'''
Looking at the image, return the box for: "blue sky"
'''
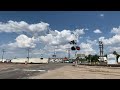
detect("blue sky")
[0,11,120,59]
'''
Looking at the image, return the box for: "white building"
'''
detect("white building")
[11,58,48,64]
[107,54,117,64]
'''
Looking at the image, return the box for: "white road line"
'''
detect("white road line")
[23,69,46,72]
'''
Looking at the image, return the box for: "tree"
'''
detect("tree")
[113,51,119,63]
[104,54,107,58]
[85,54,99,64]
[113,51,118,55]
[92,54,99,62]
[87,54,92,63]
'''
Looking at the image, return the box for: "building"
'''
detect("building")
[107,54,117,64]
[11,58,48,64]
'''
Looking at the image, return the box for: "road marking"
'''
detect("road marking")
[23,69,47,72]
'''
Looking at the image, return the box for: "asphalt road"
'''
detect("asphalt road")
[0,63,71,79]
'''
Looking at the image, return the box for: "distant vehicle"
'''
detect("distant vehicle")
[2,59,11,63]
[63,57,68,63]
[98,57,107,62]
[64,60,69,63]
[68,59,74,63]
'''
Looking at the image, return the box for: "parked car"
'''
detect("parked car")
[64,60,70,63]
[3,59,11,63]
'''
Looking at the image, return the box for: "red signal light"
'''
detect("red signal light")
[76,46,80,50]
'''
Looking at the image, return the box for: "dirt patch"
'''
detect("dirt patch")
[29,65,120,79]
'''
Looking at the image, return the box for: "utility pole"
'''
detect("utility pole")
[52,48,55,57]
[27,48,30,62]
[53,45,58,58]
[53,47,56,58]
[2,49,6,62]
[68,48,70,59]
[40,49,43,59]
[99,41,104,61]
[66,48,70,59]
[40,54,43,59]
[75,50,77,58]
[90,55,91,64]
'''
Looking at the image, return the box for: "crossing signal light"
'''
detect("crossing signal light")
[69,40,77,44]
[76,46,80,50]
[71,46,76,50]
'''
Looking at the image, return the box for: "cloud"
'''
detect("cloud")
[0,20,88,58]
[43,43,71,53]
[73,29,85,36]
[80,43,91,49]
[107,46,120,54]
[93,29,102,33]
[0,20,49,36]
[0,23,86,58]
[87,39,98,45]
[99,36,105,41]
[8,34,36,48]
[99,35,120,45]
[79,42,96,55]
[85,28,89,31]
[0,20,85,47]
[111,26,120,35]
[98,26,120,54]
[100,14,104,17]
[39,29,85,46]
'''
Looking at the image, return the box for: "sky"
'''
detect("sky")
[0,11,120,59]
